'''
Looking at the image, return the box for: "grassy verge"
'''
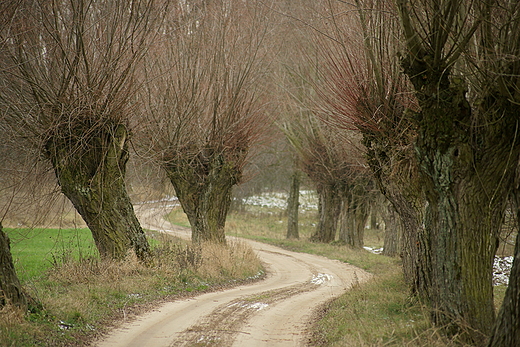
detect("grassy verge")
[167,207,508,347]
[1,228,263,346]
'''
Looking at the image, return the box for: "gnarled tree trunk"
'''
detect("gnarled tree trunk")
[338,185,369,248]
[47,124,150,261]
[165,151,241,244]
[488,191,520,346]
[311,183,341,243]
[0,222,26,310]
[364,134,431,300]
[405,64,512,340]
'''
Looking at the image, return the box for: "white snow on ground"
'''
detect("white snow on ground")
[311,273,333,285]
[494,256,514,286]
[227,301,269,310]
[363,246,384,255]
[141,192,515,287]
[241,190,318,212]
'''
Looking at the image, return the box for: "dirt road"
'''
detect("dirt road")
[96,204,371,347]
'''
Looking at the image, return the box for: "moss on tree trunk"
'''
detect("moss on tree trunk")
[165,151,240,244]
[405,65,514,341]
[47,124,150,261]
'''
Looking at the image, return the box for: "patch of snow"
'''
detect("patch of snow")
[363,246,384,254]
[227,301,269,310]
[494,256,514,286]
[311,273,333,285]
[241,191,318,211]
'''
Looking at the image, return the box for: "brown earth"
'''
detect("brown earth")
[95,203,371,347]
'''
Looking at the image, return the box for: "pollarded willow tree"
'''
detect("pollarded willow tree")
[311,0,430,299]
[394,0,520,341]
[473,2,520,345]
[140,0,272,244]
[0,0,165,260]
[283,109,372,245]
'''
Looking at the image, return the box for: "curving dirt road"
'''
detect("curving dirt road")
[95,204,371,347]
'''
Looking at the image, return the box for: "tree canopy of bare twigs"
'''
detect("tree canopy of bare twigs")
[0,0,166,260]
[138,0,272,244]
[310,0,429,309]
[308,0,520,343]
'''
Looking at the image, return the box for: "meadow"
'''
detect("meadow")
[0,190,511,346]
[1,227,262,346]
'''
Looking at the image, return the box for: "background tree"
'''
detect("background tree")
[139,0,272,244]
[470,1,520,344]
[0,0,163,260]
[286,168,301,239]
[310,0,430,299]
[283,108,369,244]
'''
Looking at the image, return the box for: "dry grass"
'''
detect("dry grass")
[0,232,263,347]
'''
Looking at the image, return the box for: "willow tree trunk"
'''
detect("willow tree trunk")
[47,124,150,261]
[338,189,369,248]
[310,183,341,243]
[0,222,26,310]
[487,189,520,347]
[381,201,401,257]
[286,171,300,239]
[364,133,430,300]
[165,153,240,244]
[405,65,510,341]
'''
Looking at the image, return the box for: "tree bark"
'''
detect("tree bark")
[338,186,369,248]
[0,222,27,310]
[404,63,511,341]
[381,201,401,257]
[47,124,150,261]
[286,170,300,239]
[487,187,520,346]
[164,151,240,244]
[364,133,431,300]
[310,183,341,243]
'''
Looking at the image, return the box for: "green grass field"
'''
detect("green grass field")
[1,225,262,347]
[5,228,98,282]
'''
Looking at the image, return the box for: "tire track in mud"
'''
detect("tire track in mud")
[96,204,371,347]
[171,281,319,346]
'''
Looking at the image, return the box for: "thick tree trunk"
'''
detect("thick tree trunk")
[286,171,300,239]
[487,187,520,347]
[338,188,368,248]
[364,133,430,300]
[165,152,240,244]
[0,222,27,309]
[406,65,510,341]
[488,225,520,346]
[423,166,499,340]
[47,124,150,261]
[311,183,341,243]
[381,201,401,257]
